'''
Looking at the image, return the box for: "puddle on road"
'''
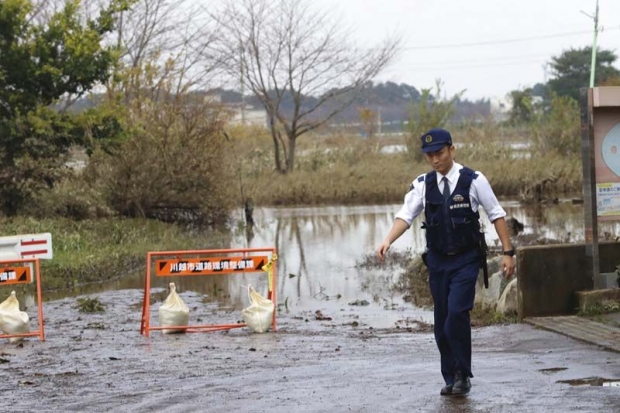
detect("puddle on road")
[558,377,620,387]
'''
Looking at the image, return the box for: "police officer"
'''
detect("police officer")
[377,128,516,396]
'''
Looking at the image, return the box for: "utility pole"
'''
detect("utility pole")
[581,0,600,88]
[239,42,246,125]
[541,62,549,83]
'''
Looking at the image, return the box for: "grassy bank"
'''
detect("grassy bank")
[1,217,233,293]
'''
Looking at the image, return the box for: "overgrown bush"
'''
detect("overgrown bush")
[0,1,128,216]
[24,171,113,220]
[530,94,581,157]
[83,63,237,225]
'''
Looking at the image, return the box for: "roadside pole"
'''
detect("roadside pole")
[580,87,599,288]
[579,86,620,289]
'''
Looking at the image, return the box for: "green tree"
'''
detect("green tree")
[547,46,620,102]
[406,80,462,162]
[0,0,131,215]
[507,88,544,125]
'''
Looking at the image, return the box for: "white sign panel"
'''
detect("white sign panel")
[0,233,53,260]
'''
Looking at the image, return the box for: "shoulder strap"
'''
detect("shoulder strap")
[425,170,436,185]
[457,166,478,190]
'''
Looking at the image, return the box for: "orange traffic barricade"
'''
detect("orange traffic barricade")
[140,247,277,337]
[0,258,45,341]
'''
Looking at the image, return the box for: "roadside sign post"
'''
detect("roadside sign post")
[0,233,53,342]
[579,86,620,289]
[0,258,45,341]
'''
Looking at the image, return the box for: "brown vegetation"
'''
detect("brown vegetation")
[233,126,582,207]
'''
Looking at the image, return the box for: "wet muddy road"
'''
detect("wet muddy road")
[1,289,619,413]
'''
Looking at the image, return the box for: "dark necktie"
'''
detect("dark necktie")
[442,177,450,200]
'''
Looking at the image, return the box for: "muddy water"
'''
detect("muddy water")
[36,199,620,330]
[225,200,618,324]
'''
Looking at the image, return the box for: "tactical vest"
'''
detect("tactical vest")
[422,167,480,254]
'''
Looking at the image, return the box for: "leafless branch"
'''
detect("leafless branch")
[211,0,401,172]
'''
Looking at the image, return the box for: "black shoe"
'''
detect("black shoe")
[440,383,453,396]
[452,372,471,396]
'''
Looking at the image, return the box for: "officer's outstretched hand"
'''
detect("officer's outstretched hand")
[377,240,391,261]
[502,256,516,279]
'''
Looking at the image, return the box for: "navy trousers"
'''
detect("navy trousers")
[427,248,479,385]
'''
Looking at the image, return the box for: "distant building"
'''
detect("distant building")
[203,93,267,128]
[489,96,512,123]
[229,104,268,128]
[531,95,544,108]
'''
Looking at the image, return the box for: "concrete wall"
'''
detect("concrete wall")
[517,242,620,320]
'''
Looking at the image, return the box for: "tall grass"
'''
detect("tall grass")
[238,127,582,206]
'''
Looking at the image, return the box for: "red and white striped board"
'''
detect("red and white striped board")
[0,233,53,260]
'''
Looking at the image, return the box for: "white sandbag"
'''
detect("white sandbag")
[241,285,274,333]
[158,283,189,334]
[0,291,30,342]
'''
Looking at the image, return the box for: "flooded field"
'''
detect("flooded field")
[33,200,620,325]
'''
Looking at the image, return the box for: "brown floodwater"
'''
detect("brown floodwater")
[37,200,620,321]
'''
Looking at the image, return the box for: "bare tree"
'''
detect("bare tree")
[212,0,400,173]
[29,0,219,109]
[87,0,220,95]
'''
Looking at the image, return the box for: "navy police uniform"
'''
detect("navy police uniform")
[395,160,506,387]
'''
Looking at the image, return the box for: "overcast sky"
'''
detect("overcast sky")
[309,0,620,101]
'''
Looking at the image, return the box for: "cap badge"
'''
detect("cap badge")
[425,135,433,143]
[453,194,464,202]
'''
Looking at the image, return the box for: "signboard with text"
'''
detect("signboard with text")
[582,86,620,288]
[155,256,268,277]
[0,266,32,285]
[593,88,620,221]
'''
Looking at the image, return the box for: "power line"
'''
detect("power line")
[388,58,546,72]
[401,26,620,51]
[394,52,551,68]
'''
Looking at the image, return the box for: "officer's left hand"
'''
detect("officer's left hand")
[502,256,516,279]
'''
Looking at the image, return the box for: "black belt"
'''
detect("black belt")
[433,247,477,256]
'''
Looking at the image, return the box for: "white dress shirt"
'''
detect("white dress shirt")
[395,162,506,226]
